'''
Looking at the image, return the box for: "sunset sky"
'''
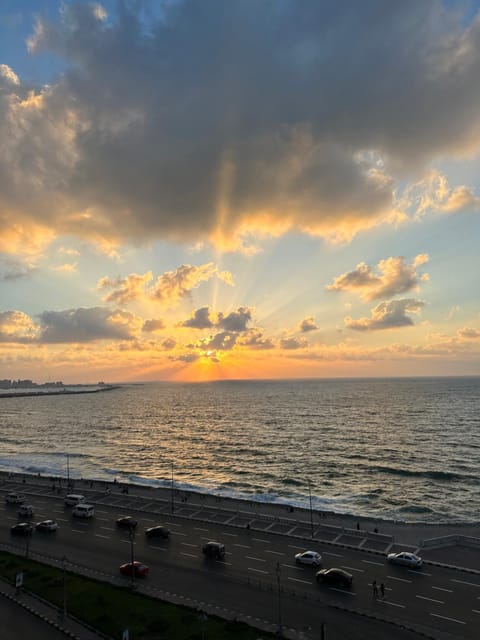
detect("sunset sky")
[0,0,479,383]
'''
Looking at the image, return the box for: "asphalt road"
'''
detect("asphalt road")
[0,595,68,640]
[1,485,478,639]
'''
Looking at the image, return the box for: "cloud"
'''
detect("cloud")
[142,318,165,332]
[151,264,233,304]
[0,256,36,281]
[300,316,318,332]
[457,327,480,339]
[238,329,275,350]
[327,255,429,300]
[345,298,425,331]
[180,306,216,329]
[37,307,142,343]
[180,305,253,332]
[97,272,154,304]
[199,331,238,351]
[218,307,252,332]
[53,262,78,273]
[0,311,38,342]
[2,1,480,253]
[280,336,308,350]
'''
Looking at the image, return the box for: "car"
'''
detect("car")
[72,504,95,518]
[387,551,423,568]
[202,541,226,559]
[35,520,58,532]
[119,561,149,578]
[18,504,34,517]
[5,492,25,505]
[64,494,85,506]
[116,516,138,529]
[316,568,353,588]
[145,525,170,539]
[295,550,322,566]
[11,522,34,536]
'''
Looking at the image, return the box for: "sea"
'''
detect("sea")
[0,377,478,525]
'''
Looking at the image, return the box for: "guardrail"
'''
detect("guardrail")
[421,534,480,549]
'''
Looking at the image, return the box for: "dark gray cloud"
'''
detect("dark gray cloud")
[345,298,425,331]
[37,306,141,342]
[300,316,318,332]
[218,307,252,332]
[1,1,480,251]
[180,305,253,331]
[142,318,165,332]
[280,336,308,350]
[180,306,216,329]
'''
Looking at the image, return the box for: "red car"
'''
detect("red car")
[119,561,149,578]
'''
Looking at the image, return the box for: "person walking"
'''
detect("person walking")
[380,583,385,599]
[372,580,378,598]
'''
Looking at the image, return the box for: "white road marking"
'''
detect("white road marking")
[194,527,209,531]
[143,518,155,523]
[216,561,232,566]
[164,521,182,527]
[472,609,480,614]
[71,529,85,534]
[282,563,304,571]
[245,556,266,562]
[362,560,383,566]
[56,518,69,523]
[288,544,305,551]
[100,526,114,531]
[265,550,285,556]
[387,575,411,583]
[408,569,431,576]
[120,539,136,545]
[329,587,356,596]
[451,578,480,588]
[248,567,269,575]
[381,600,405,609]
[96,510,109,514]
[148,545,166,551]
[173,531,187,536]
[430,613,465,625]
[323,551,343,558]
[181,542,198,548]
[180,552,197,558]
[233,543,251,549]
[94,534,110,539]
[341,566,364,573]
[252,538,270,544]
[288,577,313,585]
[96,517,109,522]
[416,595,444,604]
[432,586,453,593]
[222,532,238,537]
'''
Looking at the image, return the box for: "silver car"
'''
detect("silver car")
[295,550,322,566]
[387,551,423,568]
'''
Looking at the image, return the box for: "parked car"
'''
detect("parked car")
[387,551,423,568]
[5,492,25,505]
[35,520,58,532]
[116,516,138,530]
[11,522,34,536]
[316,568,353,588]
[202,541,225,559]
[18,504,34,517]
[145,525,170,539]
[119,561,149,578]
[295,550,322,566]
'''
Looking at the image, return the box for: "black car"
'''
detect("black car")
[316,567,353,587]
[145,525,170,539]
[116,516,138,529]
[11,522,34,536]
[202,541,225,559]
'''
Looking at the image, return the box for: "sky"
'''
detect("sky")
[0,0,479,384]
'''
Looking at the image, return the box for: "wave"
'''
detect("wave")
[366,465,474,482]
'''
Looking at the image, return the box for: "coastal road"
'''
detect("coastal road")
[1,485,478,639]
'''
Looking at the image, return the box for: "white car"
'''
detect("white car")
[36,520,58,532]
[5,492,25,505]
[295,550,322,566]
[387,551,423,568]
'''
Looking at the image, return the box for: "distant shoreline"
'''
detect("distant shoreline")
[0,385,120,399]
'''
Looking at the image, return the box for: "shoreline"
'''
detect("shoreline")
[0,385,120,398]
[1,468,479,548]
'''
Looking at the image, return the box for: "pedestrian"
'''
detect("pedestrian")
[380,583,385,599]
[356,521,360,530]
[372,580,378,598]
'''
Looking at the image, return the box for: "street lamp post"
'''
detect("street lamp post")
[129,525,136,590]
[276,562,282,635]
[62,555,67,620]
[66,453,70,489]
[171,462,174,513]
[308,480,314,538]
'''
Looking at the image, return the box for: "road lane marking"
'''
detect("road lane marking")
[430,613,465,625]
[96,517,109,522]
[416,595,444,604]
[329,588,356,596]
[181,542,198,548]
[194,527,209,531]
[341,566,364,573]
[164,521,182,527]
[408,569,431,576]
[148,545,166,551]
[173,531,187,536]
[387,575,411,583]
[432,586,453,593]
[248,567,268,574]
[56,518,69,522]
[288,545,305,551]
[94,534,110,539]
[472,609,480,614]
[252,538,270,543]
[96,510,109,514]
[282,564,304,571]
[451,578,480,588]
[233,543,251,549]
[246,556,266,562]
[180,552,197,558]
[265,550,285,556]
[72,529,85,534]
[288,577,313,585]
[362,560,383,566]
[100,526,113,531]
[120,539,136,545]
[222,532,238,537]
[381,600,405,609]
[323,551,343,558]
[216,560,232,566]
[143,518,155,523]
